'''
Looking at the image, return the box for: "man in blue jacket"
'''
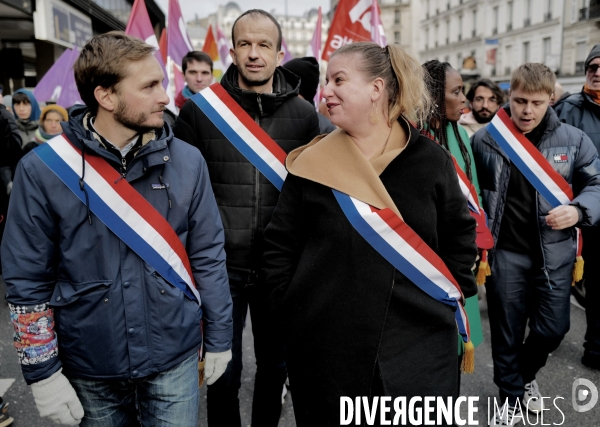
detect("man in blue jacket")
[1,31,233,426]
[472,63,600,426]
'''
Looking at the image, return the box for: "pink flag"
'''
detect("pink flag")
[280,36,294,65]
[370,0,387,47]
[306,7,322,60]
[126,0,175,111]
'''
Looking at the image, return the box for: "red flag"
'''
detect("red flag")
[322,0,373,62]
[159,28,167,64]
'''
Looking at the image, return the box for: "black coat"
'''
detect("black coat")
[263,122,477,426]
[174,65,320,274]
[471,106,600,271]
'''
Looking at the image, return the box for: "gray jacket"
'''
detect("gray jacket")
[471,106,600,271]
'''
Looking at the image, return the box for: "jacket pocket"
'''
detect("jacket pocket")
[149,272,202,357]
[50,280,117,375]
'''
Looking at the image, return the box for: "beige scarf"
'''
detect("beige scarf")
[286,120,409,218]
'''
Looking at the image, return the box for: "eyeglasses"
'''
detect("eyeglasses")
[586,64,600,74]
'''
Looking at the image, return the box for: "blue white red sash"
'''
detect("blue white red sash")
[190,83,288,191]
[451,156,494,250]
[34,134,200,304]
[332,190,471,345]
[487,108,573,207]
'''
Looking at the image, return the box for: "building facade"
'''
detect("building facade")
[560,0,600,92]
[419,0,565,87]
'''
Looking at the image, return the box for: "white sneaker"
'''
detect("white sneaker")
[523,380,543,413]
[489,401,523,426]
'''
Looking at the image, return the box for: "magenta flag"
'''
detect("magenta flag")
[167,0,193,99]
[216,25,232,70]
[280,37,294,65]
[167,0,193,72]
[34,47,83,108]
[126,0,175,111]
[370,0,387,47]
[306,7,322,60]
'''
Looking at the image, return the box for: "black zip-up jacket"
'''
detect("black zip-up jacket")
[471,105,600,272]
[555,89,600,151]
[174,65,320,275]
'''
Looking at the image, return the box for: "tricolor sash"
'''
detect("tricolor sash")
[34,134,201,304]
[488,109,573,207]
[451,156,494,251]
[487,108,584,282]
[332,190,471,348]
[190,83,288,191]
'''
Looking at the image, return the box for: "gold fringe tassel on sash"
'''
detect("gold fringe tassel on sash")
[476,249,491,286]
[572,256,584,286]
[461,340,475,374]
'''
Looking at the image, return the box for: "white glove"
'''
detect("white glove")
[31,368,84,425]
[204,350,232,385]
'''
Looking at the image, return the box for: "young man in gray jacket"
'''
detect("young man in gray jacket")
[471,63,600,426]
[1,32,233,426]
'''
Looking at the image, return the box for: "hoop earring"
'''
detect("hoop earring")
[369,101,381,124]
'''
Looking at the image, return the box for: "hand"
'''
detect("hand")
[30,369,84,425]
[204,350,232,385]
[545,205,579,230]
[6,181,12,195]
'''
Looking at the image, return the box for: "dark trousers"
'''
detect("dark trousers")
[582,227,600,357]
[486,249,571,406]
[206,272,287,427]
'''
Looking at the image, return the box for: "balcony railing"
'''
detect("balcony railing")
[524,18,531,27]
[580,7,588,20]
[506,23,512,31]
[544,12,552,21]
[576,61,586,74]
[492,27,498,35]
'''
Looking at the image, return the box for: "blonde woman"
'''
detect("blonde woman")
[263,42,478,425]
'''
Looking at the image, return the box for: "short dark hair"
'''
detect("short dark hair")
[231,9,282,51]
[74,31,155,115]
[12,92,30,105]
[466,79,505,105]
[182,51,213,73]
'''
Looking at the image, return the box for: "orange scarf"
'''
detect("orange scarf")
[584,85,600,105]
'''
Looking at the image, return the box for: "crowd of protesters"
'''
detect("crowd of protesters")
[1,8,600,427]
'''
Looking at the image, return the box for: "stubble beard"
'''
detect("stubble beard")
[114,99,163,135]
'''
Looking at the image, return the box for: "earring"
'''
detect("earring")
[369,101,381,124]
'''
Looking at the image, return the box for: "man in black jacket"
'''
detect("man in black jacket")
[472,63,600,425]
[174,9,320,427]
[0,100,22,275]
[555,44,600,371]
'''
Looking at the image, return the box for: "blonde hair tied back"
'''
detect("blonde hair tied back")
[330,42,431,127]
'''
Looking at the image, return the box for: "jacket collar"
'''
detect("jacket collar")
[63,106,173,179]
[220,65,300,117]
[286,117,416,218]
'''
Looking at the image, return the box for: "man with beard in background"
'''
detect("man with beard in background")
[460,79,505,137]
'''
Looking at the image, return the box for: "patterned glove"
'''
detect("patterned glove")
[204,350,232,385]
[31,369,84,425]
